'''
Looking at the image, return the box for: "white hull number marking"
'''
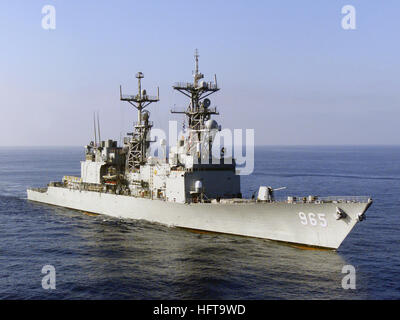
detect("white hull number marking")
[299,212,327,227]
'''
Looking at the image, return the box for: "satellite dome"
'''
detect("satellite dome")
[205,119,218,130]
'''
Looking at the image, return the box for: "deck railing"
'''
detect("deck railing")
[276,195,372,203]
[318,196,371,203]
[173,82,218,90]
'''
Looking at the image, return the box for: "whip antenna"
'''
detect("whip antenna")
[97,111,101,146]
[93,112,97,147]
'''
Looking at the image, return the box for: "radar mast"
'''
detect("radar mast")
[120,72,159,170]
[171,49,219,131]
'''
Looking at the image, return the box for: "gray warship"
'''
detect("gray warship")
[27,51,372,250]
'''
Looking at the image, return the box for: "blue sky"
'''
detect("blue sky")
[0,0,399,146]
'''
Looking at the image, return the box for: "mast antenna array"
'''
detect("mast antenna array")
[120,72,160,170]
[120,72,159,122]
[171,49,220,131]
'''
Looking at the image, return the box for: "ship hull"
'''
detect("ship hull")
[27,187,371,250]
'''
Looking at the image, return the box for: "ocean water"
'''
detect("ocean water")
[0,146,399,299]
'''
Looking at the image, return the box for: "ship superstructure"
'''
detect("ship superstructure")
[27,51,372,250]
[78,50,240,204]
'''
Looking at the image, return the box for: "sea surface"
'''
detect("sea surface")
[0,146,399,299]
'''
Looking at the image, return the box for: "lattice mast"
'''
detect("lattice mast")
[171,49,219,131]
[171,50,220,162]
[120,72,159,170]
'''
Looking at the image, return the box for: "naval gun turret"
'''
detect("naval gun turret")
[257,186,287,202]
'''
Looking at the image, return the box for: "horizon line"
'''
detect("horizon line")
[1,144,400,148]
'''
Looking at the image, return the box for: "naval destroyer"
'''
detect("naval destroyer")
[27,51,372,250]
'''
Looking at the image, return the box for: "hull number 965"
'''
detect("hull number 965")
[298,212,327,227]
